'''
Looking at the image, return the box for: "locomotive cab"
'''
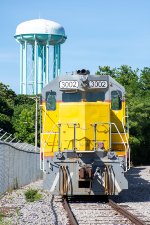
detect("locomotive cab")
[40,71,130,195]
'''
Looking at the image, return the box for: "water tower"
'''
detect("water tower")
[14,19,67,95]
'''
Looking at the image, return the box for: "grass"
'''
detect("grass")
[0,212,4,223]
[0,213,11,225]
[24,189,42,202]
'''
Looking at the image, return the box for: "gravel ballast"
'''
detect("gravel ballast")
[0,166,150,224]
[118,166,150,224]
[0,180,69,225]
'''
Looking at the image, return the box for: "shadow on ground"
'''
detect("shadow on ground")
[117,167,150,203]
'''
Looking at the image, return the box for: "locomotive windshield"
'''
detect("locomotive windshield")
[86,92,105,102]
[62,91,105,102]
[62,92,82,102]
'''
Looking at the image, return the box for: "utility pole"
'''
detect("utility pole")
[30,95,39,152]
[35,95,38,152]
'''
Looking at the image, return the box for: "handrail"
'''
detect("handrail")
[111,123,127,152]
[94,124,97,150]
[91,122,130,172]
[40,122,76,172]
[111,122,128,172]
[40,122,59,172]
[41,120,130,172]
[121,106,130,170]
[58,123,61,152]
[121,118,131,170]
[91,122,112,150]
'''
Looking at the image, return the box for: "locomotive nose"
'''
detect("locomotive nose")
[58,101,110,151]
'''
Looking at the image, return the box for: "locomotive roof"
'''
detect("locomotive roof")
[42,73,125,98]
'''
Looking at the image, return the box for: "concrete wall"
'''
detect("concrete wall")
[0,142,42,195]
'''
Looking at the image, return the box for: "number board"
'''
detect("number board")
[89,80,108,88]
[59,80,79,89]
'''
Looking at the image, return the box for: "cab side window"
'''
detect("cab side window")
[111,91,122,110]
[46,91,56,110]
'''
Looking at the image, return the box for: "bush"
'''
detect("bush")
[24,189,42,202]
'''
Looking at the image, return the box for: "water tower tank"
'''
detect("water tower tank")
[14,19,67,95]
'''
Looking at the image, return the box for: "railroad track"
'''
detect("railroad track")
[63,196,147,225]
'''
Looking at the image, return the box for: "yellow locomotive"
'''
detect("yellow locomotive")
[40,69,130,195]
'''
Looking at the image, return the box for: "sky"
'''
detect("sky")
[0,0,150,93]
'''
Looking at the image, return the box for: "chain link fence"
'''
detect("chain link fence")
[0,129,42,195]
[0,128,38,152]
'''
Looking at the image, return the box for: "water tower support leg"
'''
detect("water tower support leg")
[34,40,37,95]
[53,44,61,78]
[37,45,43,94]
[46,44,49,84]
[20,43,23,94]
[22,41,27,94]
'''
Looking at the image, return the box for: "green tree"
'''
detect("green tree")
[12,104,35,144]
[139,67,150,93]
[0,83,40,146]
[0,83,16,132]
[14,94,35,105]
[96,66,116,77]
[96,65,139,96]
[12,95,40,145]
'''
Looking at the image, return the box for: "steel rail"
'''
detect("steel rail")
[63,197,78,225]
[109,199,146,225]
